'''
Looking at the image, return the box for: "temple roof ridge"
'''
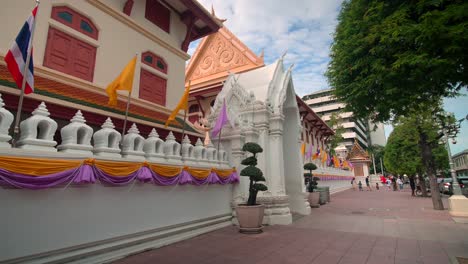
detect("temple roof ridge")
[348,139,370,160]
[185,25,265,90]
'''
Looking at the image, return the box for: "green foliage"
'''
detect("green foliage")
[242,142,263,155]
[327,0,468,124]
[307,177,320,192]
[253,183,268,192]
[384,114,450,176]
[241,156,257,166]
[240,166,265,182]
[326,112,346,152]
[304,173,312,178]
[240,142,267,206]
[304,163,318,172]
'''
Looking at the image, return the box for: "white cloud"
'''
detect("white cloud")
[189,0,344,96]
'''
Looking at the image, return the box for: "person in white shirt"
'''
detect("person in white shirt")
[397,178,403,190]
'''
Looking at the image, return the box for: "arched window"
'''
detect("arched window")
[51,6,98,40]
[189,104,199,113]
[44,6,98,82]
[142,51,167,74]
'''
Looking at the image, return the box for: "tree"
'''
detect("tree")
[327,0,467,210]
[384,113,450,198]
[368,144,385,175]
[326,112,345,154]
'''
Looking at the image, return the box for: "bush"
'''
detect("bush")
[240,142,267,206]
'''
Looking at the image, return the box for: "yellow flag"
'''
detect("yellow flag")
[106,56,137,106]
[165,83,190,127]
[300,142,306,156]
[321,150,327,164]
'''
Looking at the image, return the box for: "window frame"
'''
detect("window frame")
[141,51,168,74]
[51,6,99,40]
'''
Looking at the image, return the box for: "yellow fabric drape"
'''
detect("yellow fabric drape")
[0,156,81,176]
[185,167,211,180]
[165,83,190,127]
[333,156,340,168]
[94,160,141,176]
[150,164,182,177]
[106,56,137,106]
[212,168,234,178]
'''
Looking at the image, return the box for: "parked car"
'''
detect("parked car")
[439,177,468,195]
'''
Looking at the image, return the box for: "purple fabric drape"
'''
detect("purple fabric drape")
[0,164,239,190]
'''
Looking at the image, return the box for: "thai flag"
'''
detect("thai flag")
[4,6,38,94]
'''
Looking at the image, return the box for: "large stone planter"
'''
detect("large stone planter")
[235,204,265,234]
[308,192,320,208]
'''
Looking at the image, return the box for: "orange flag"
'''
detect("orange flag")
[165,83,190,127]
[105,56,137,106]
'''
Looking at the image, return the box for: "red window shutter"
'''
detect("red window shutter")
[71,40,96,81]
[139,69,167,106]
[44,27,96,82]
[44,28,73,74]
[145,0,170,33]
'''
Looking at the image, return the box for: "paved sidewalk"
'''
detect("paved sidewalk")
[114,188,468,264]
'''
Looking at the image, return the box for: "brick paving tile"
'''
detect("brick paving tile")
[113,189,468,264]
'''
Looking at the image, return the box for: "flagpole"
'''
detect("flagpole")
[12,0,40,147]
[120,53,137,147]
[217,127,222,154]
[180,80,190,145]
[181,109,187,144]
[121,90,131,140]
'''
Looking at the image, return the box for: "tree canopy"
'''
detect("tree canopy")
[327,0,468,123]
[384,115,449,176]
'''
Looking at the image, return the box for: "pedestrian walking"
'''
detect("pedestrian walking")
[397,178,403,190]
[365,176,372,191]
[375,182,380,190]
[351,177,356,191]
[392,176,397,191]
[409,176,416,197]
[386,178,391,191]
[358,181,363,191]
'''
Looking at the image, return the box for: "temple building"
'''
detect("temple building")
[185,24,335,157]
[0,0,222,142]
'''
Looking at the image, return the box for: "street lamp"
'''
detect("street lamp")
[444,114,468,195]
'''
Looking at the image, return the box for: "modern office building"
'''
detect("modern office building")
[453,149,468,176]
[303,88,386,149]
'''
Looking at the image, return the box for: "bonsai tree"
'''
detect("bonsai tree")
[307,177,320,193]
[304,162,319,193]
[240,142,268,206]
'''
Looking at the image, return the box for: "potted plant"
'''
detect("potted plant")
[304,163,320,208]
[235,142,268,234]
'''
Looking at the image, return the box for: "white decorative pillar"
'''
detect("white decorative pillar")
[17,102,58,151]
[144,129,165,163]
[93,118,121,158]
[121,123,145,161]
[181,135,197,166]
[0,93,13,148]
[57,110,93,155]
[164,132,182,165]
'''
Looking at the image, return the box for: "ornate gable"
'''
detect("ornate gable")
[348,140,370,161]
[185,27,264,89]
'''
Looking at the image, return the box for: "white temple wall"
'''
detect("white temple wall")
[0,184,232,262]
[283,107,310,215]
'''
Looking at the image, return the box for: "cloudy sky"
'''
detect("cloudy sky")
[189,0,468,154]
